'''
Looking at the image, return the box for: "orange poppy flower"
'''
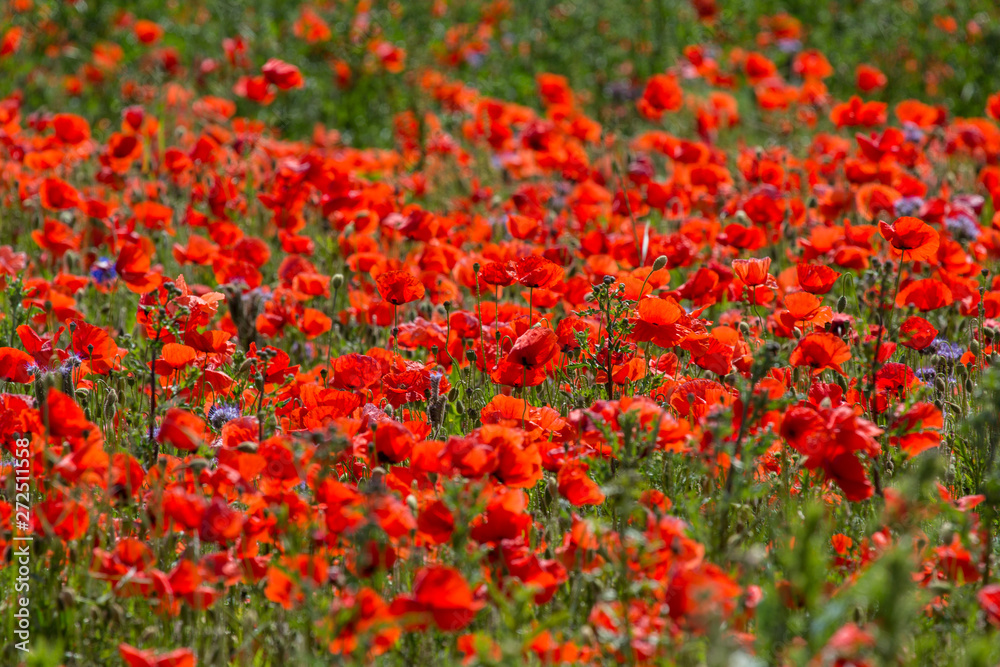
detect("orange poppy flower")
[731,257,777,288]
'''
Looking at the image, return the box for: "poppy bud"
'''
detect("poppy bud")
[806,196,817,209]
[734,210,751,226]
[992,353,1000,366]
[792,327,802,339]
[473,262,481,273]
[971,340,981,356]
[332,274,344,289]
[104,389,118,417]
[405,494,419,513]
[738,321,750,337]
[447,387,459,401]
[603,275,614,285]
[238,358,255,377]
[236,442,258,453]
[188,457,212,471]
[965,378,974,393]
[652,255,668,271]
[455,400,465,415]
[934,377,947,393]
[465,349,476,362]
[837,296,847,313]
[58,587,77,610]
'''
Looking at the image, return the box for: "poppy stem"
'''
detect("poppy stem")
[521,365,528,428]
[149,327,162,463]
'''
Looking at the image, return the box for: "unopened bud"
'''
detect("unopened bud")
[651,255,668,272]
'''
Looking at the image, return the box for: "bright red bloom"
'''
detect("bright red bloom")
[261,58,304,90]
[119,644,196,667]
[390,566,484,631]
[376,270,426,305]
[898,316,938,350]
[878,216,939,262]
[507,327,559,368]
[789,331,851,375]
[637,74,683,120]
[515,255,564,289]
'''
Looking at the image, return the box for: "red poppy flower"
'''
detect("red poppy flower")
[390,565,484,631]
[898,316,938,350]
[796,263,841,295]
[376,270,426,305]
[637,74,683,120]
[52,113,91,144]
[0,347,35,383]
[515,255,565,289]
[261,58,304,90]
[119,644,195,667]
[157,409,208,452]
[878,217,939,262]
[39,177,82,211]
[479,261,516,287]
[558,460,605,506]
[789,331,851,375]
[980,584,1000,628]
[73,321,127,374]
[896,279,954,311]
[507,327,559,368]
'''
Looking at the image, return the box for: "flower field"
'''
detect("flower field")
[4,0,1000,665]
